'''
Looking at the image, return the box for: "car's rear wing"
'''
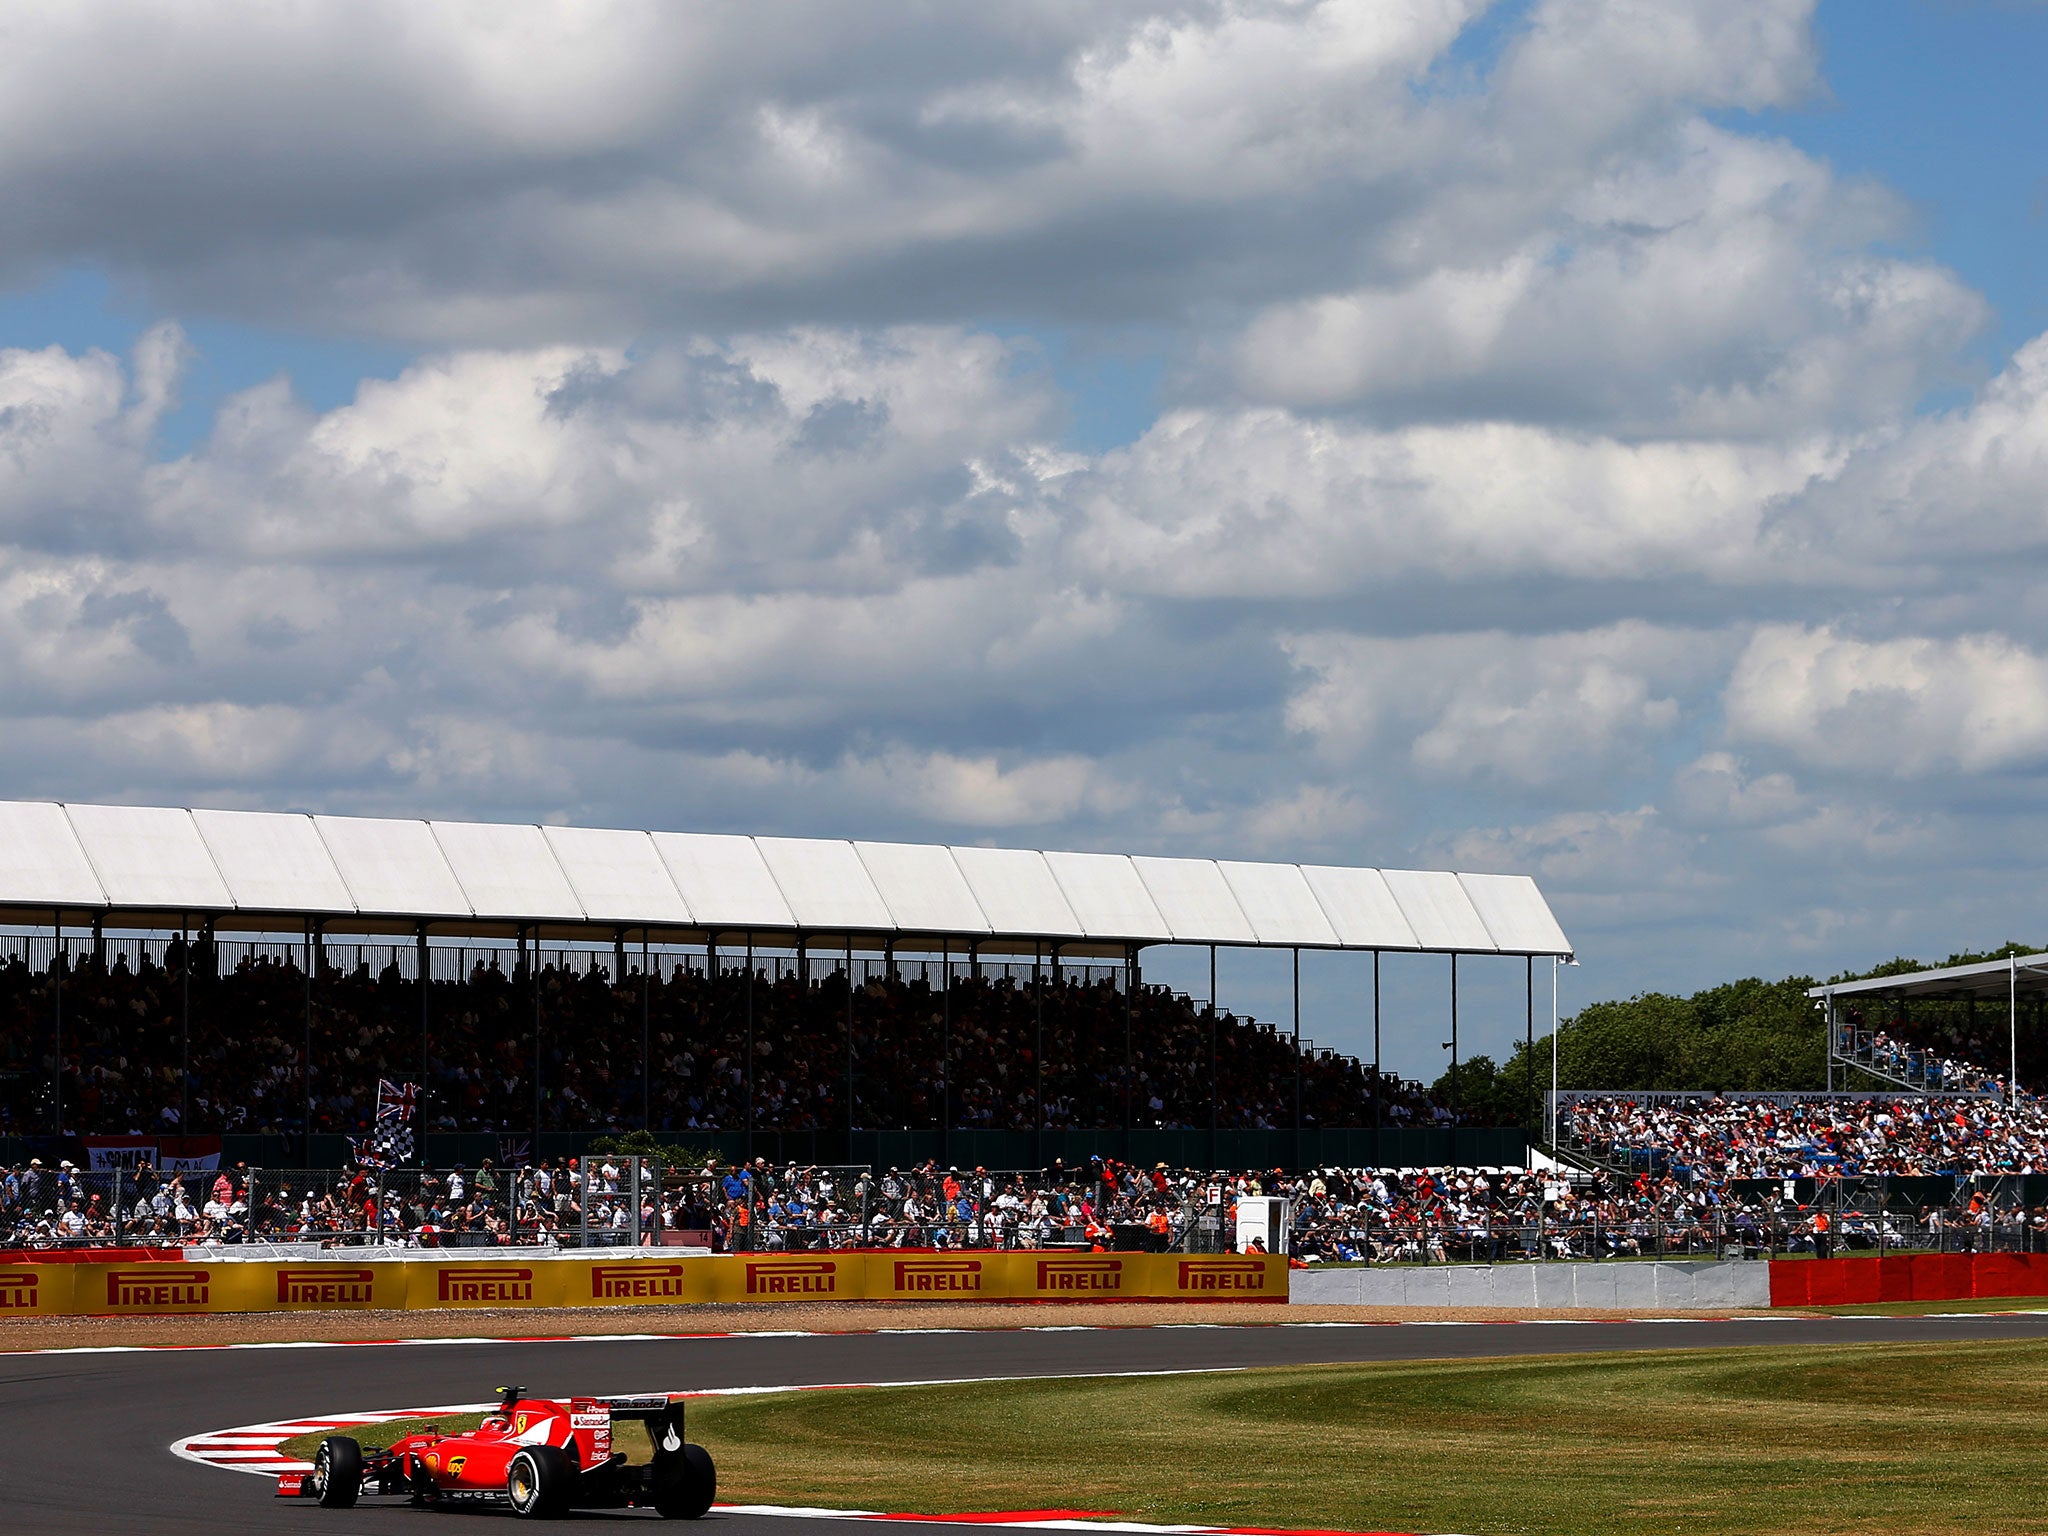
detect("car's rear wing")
[598,1394,683,1422]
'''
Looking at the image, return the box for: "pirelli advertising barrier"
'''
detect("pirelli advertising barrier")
[0,1252,1287,1317]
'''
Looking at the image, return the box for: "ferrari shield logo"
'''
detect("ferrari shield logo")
[515,1413,529,1433]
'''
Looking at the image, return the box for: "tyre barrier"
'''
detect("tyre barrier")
[0,1250,1287,1317]
[1768,1251,2048,1307]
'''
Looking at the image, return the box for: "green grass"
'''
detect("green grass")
[696,1342,2048,1535]
[280,1343,2048,1533]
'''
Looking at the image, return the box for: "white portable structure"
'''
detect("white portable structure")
[0,798,1571,961]
[1235,1195,1292,1255]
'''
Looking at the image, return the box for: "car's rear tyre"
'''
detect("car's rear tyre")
[507,1445,576,1518]
[312,1436,362,1509]
[654,1443,716,1520]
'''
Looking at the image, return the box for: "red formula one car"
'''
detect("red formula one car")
[278,1385,716,1519]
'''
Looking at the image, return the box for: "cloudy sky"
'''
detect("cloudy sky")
[4,0,2047,1072]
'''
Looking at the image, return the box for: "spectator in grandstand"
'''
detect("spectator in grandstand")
[0,942,1452,1140]
[1560,1092,2048,1179]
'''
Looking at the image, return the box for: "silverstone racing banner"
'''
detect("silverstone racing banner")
[80,1135,223,1172]
[0,1252,1289,1317]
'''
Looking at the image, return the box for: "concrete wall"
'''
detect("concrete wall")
[1290,1257,1773,1309]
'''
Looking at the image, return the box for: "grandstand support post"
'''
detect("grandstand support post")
[2012,955,2020,1104]
[304,916,321,1150]
[1124,944,1136,1152]
[845,934,855,1163]
[183,915,195,1134]
[1825,990,1836,1094]
[52,908,63,1136]
[1292,946,1302,1172]
[1449,953,1460,1112]
[1209,944,1218,1169]
[417,921,430,1138]
[940,937,951,1163]
[528,925,541,1151]
[745,933,756,1163]
[1373,950,1382,1148]
[1526,956,1535,1165]
[1034,941,1044,1169]
[1549,957,1560,1147]
[641,930,651,1133]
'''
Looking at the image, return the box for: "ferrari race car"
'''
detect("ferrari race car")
[277,1385,716,1519]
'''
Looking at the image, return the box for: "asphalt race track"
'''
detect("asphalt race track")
[8,1313,2048,1534]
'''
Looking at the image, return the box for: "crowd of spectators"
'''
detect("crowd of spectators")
[1558,1091,2048,1178]
[16,1150,2048,1261]
[1850,1029,2016,1099]
[0,942,1449,1138]
[0,1152,1208,1252]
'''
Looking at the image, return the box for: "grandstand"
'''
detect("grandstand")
[1542,954,2048,1183]
[0,800,1571,1169]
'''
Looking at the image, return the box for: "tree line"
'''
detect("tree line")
[1431,942,2047,1129]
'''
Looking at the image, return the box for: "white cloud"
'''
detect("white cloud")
[1671,751,1804,827]
[1283,623,1714,785]
[1229,125,1982,433]
[1062,411,1833,597]
[1725,625,2048,776]
[0,0,1827,343]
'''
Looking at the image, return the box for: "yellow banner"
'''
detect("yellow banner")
[0,1252,1287,1318]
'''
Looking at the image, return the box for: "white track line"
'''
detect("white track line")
[1,1313,1900,1359]
[174,1370,1247,1478]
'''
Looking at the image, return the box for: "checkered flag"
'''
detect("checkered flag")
[371,1079,420,1166]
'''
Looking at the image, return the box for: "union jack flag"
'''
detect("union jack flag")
[366,1079,421,1166]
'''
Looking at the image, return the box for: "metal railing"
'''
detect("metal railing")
[1293,1208,2048,1266]
[1829,1027,2011,1099]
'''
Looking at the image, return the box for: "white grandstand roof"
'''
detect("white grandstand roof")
[1808,952,2048,1003]
[0,799,1574,959]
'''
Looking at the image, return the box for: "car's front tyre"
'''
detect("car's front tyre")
[312,1437,362,1509]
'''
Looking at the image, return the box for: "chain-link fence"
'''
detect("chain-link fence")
[24,1157,2048,1262]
